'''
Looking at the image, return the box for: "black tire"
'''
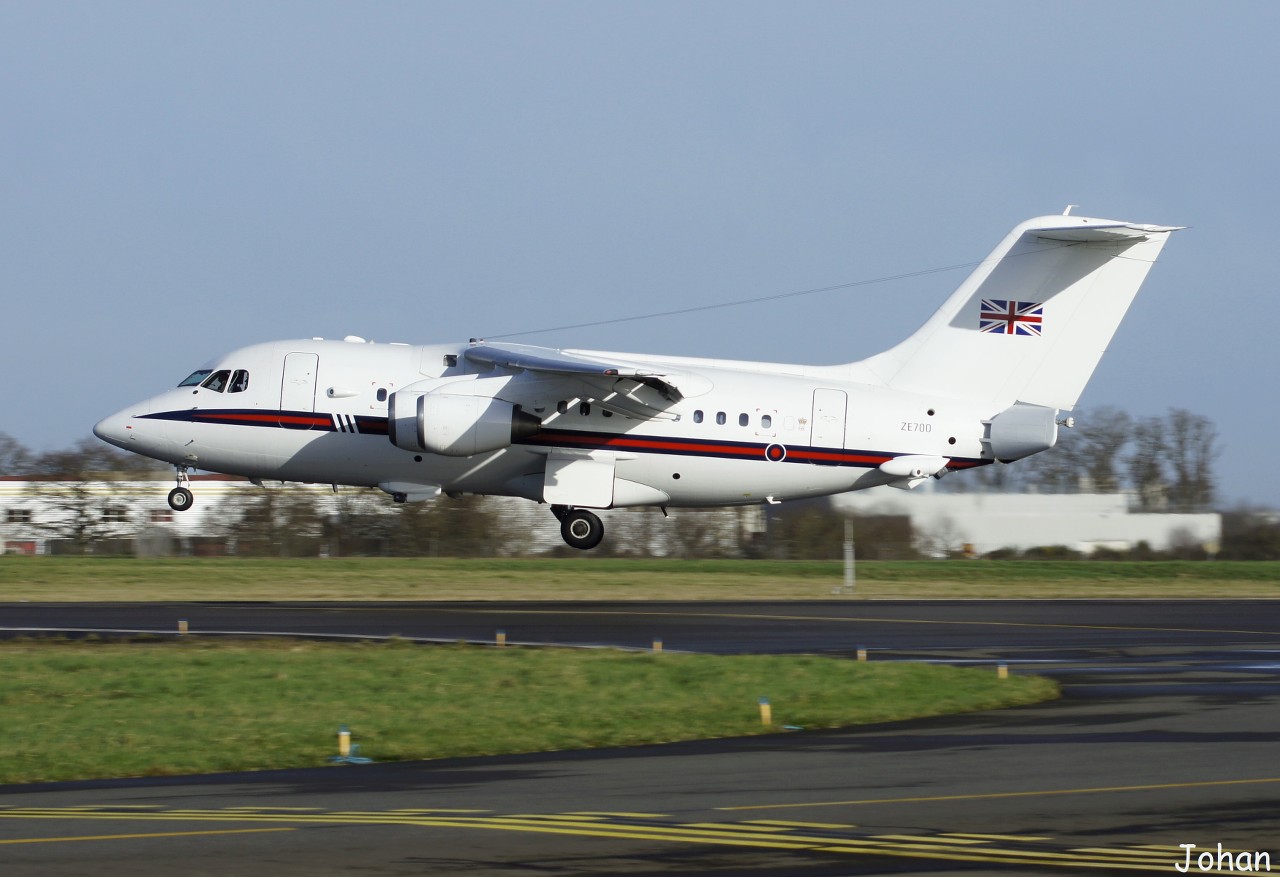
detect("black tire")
[168,486,194,512]
[560,509,604,551]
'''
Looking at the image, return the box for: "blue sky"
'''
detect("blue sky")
[3,2,1277,506]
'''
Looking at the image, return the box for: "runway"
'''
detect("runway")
[2,599,1278,874]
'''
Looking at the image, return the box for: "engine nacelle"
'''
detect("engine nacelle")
[389,392,541,456]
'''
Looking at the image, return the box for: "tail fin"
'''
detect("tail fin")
[851,214,1180,411]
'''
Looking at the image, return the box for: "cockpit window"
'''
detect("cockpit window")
[178,369,212,387]
[229,370,250,393]
[201,370,231,393]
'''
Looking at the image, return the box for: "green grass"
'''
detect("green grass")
[2,556,1278,601]
[0,639,1057,784]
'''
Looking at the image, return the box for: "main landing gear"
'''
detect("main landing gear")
[168,466,194,512]
[551,505,604,551]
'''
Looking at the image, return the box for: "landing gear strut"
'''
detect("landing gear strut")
[168,466,194,512]
[551,505,604,551]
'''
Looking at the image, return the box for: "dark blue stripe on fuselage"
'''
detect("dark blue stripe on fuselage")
[141,410,987,470]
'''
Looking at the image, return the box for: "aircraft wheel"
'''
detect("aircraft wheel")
[560,509,604,551]
[167,486,194,512]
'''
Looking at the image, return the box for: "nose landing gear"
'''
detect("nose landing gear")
[168,466,194,512]
[551,505,604,551]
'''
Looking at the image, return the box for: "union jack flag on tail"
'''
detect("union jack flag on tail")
[979,299,1044,336]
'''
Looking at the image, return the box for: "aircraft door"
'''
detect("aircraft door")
[280,353,319,427]
[811,389,848,448]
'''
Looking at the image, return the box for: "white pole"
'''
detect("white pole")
[843,518,855,594]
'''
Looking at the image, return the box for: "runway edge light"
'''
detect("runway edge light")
[329,724,374,766]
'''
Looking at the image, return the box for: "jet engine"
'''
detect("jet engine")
[388,391,541,456]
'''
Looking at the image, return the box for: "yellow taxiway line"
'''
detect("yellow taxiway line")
[0,827,294,845]
[719,776,1280,810]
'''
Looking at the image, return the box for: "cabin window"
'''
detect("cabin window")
[602,410,613,418]
[200,370,231,392]
[755,409,778,438]
[229,370,250,393]
[443,354,458,368]
[579,402,591,416]
[738,413,749,427]
[178,369,211,387]
[557,400,568,414]
[376,388,388,402]
[716,412,726,425]
[693,410,703,424]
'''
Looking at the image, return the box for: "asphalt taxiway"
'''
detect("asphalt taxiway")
[2,599,1278,874]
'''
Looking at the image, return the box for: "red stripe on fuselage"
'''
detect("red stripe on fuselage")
[523,429,952,469]
[195,411,331,427]
[534,431,763,458]
[788,448,891,465]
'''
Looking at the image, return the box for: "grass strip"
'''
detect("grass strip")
[2,557,1279,601]
[0,639,1057,784]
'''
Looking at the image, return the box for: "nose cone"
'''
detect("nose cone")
[95,398,177,465]
[95,396,154,452]
[93,408,136,451]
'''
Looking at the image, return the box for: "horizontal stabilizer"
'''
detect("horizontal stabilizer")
[1034,222,1184,243]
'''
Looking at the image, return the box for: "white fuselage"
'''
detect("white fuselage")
[95,337,992,508]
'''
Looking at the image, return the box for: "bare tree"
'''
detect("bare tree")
[1075,406,1133,493]
[943,458,1030,493]
[913,514,969,558]
[765,503,844,558]
[1126,416,1169,511]
[0,433,32,475]
[667,508,737,558]
[325,488,399,556]
[215,484,325,556]
[1024,425,1086,493]
[1163,408,1220,512]
[23,438,142,553]
[596,507,663,557]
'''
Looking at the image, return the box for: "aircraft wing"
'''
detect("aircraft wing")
[464,342,689,420]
